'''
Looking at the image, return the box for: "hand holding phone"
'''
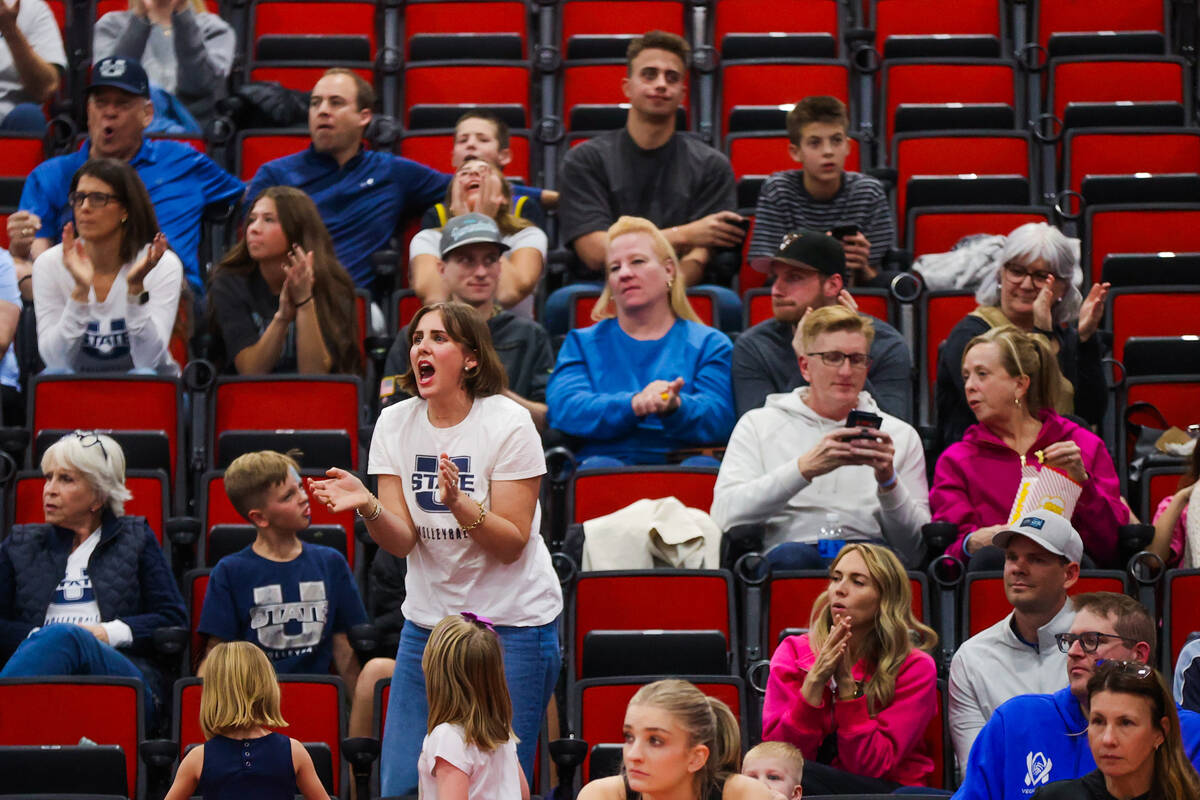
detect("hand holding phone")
[845,409,883,440]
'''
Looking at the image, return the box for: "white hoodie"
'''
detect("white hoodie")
[710,388,929,566]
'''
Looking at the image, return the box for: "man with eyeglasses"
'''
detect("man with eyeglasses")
[12,56,243,297]
[954,591,1200,800]
[731,230,911,420]
[712,303,929,569]
[948,511,1082,770]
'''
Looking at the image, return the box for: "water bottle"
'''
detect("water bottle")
[817,512,845,566]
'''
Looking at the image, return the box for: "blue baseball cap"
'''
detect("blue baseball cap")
[88,57,151,98]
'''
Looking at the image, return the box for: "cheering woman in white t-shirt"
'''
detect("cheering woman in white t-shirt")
[309,300,562,796]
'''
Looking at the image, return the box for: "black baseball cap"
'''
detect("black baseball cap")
[752,230,847,279]
[88,57,151,98]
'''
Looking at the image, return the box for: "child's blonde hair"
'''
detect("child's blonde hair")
[423,614,515,752]
[223,450,301,520]
[199,641,288,739]
[744,741,805,781]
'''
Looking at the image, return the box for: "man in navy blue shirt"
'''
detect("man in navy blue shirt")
[15,56,243,295]
[243,68,451,289]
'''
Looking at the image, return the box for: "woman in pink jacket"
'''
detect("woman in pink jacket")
[930,326,1129,568]
[762,543,939,794]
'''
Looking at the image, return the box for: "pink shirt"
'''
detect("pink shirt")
[1153,495,1189,567]
[762,633,937,786]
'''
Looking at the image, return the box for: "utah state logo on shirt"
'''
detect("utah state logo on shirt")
[82,319,131,361]
[411,454,475,513]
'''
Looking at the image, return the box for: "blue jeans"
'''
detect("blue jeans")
[0,625,157,726]
[379,617,562,795]
[0,102,48,132]
[542,282,744,335]
[764,541,826,570]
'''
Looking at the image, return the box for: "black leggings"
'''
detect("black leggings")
[801,761,902,795]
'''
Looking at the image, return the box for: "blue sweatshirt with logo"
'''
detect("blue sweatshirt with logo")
[953,686,1200,800]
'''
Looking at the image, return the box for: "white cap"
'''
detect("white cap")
[993,510,1085,564]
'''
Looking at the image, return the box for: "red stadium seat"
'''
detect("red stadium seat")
[725,131,861,181]
[174,675,348,795]
[1140,461,1187,524]
[872,0,1003,56]
[1163,569,1200,673]
[402,0,529,60]
[249,0,378,56]
[1107,288,1200,363]
[236,130,310,181]
[249,65,374,92]
[568,466,719,525]
[0,677,143,799]
[892,131,1032,245]
[403,63,531,128]
[881,59,1017,144]
[0,133,44,177]
[1033,0,1167,55]
[567,570,738,680]
[398,130,532,178]
[183,568,211,673]
[11,469,168,542]
[246,0,377,92]
[964,570,1129,639]
[1048,57,1186,123]
[392,289,422,332]
[1126,380,1200,432]
[712,0,839,58]
[920,290,978,391]
[1063,129,1200,196]
[721,60,850,137]
[908,206,1051,259]
[560,0,685,58]
[744,288,773,328]
[1083,205,1200,285]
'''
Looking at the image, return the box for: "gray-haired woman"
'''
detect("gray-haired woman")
[0,431,186,724]
[934,222,1110,451]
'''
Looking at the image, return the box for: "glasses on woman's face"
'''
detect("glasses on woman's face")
[68,191,121,209]
[1055,631,1139,654]
[807,350,872,369]
[1002,262,1055,287]
[72,429,110,462]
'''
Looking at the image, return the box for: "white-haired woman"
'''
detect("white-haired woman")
[934,222,1109,451]
[545,216,735,466]
[0,431,186,724]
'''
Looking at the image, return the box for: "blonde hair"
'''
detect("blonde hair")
[809,544,938,716]
[744,740,804,781]
[962,325,1063,416]
[42,432,132,516]
[423,614,515,752]
[590,216,702,324]
[199,641,287,739]
[795,304,875,356]
[627,680,741,797]
[223,450,301,520]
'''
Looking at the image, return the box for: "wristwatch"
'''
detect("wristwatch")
[129,289,150,306]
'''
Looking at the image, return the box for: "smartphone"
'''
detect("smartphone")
[831,223,860,240]
[734,217,752,233]
[845,409,883,440]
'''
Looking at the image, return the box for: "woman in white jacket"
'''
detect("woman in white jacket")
[711,305,929,568]
[33,158,181,375]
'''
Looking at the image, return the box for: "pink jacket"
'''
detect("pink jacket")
[1152,495,1188,567]
[930,409,1128,565]
[762,633,937,787]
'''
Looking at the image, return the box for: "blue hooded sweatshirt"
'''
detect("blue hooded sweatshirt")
[953,686,1200,800]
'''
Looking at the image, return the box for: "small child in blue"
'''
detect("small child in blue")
[418,613,530,800]
[164,641,327,800]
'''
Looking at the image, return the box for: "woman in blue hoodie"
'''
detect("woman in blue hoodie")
[546,216,735,466]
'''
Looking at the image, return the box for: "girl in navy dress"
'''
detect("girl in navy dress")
[164,641,327,800]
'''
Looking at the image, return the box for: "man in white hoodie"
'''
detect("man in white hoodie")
[711,298,929,569]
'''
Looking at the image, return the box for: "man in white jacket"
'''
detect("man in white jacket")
[947,511,1082,768]
[710,301,929,569]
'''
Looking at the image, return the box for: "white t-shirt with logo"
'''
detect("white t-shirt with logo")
[42,529,132,647]
[368,393,562,628]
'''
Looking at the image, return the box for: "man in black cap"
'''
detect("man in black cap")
[730,230,912,419]
[12,55,243,296]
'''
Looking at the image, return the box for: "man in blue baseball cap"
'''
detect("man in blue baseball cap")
[10,55,243,296]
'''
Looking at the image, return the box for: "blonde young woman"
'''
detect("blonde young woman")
[580,679,772,800]
[93,0,235,125]
[763,543,939,794]
[545,215,735,466]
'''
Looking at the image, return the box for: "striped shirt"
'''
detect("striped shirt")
[748,170,896,268]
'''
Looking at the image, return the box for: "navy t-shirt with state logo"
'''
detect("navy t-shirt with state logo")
[198,543,367,673]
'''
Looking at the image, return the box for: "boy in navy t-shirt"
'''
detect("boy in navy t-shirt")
[198,451,367,691]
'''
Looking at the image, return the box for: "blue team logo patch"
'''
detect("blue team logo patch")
[412,454,475,512]
[1020,516,1045,530]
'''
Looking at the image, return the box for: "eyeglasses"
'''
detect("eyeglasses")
[807,351,872,369]
[1055,631,1139,654]
[1095,660,1155,679]
[72,430,110,462]
[1002,262,1055,286]
[68,191,121,209]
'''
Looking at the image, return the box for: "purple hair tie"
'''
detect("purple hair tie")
[461,611,496,633]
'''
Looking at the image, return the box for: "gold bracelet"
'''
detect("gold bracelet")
[461,499,487,531]
[355,495,383,521]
